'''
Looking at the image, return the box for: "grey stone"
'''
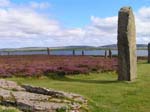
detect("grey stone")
[22,85,87,104]
[0,88,66,112]
[117,7,137,81]
[82,50,84,56]
[105,50,107,58]
[47,48,50,55]
[73,50,75,56]
[148,43,150,63]
[108,49,112,58]
[0,80,88,112]
[0,79,25,91]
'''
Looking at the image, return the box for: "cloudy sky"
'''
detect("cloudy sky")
[0,0,150,48]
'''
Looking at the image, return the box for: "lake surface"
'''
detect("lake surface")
[0,50,148,56]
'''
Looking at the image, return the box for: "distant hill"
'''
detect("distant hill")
[100,44,117,49]
[0,44,148,52]
[0,46,95,52]
[0,47,47,52]
[100,44,148,49]
[57,46,95,50]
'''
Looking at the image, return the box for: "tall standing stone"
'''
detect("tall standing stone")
[47,48,50,55]
[117,7,137,81]
[105,50,107,58]
[8,52,10,56]
[148,43,150,63]
[73,49,75,56]
[82,50,84,56]
[108,49,112,58]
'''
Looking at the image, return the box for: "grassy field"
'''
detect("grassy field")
[0,106,20,112]
[1,61,150,112]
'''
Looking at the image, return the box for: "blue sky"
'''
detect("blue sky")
[0,0,150,48]
[12,0,150,27]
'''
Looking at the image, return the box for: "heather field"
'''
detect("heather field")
[0,55,117,77]
[0,56,149,112]
[2,60,150,112]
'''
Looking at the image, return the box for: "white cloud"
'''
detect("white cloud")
[83,7,150,45]
[0,0,149,48]
[0,8,61,37]
[138,7,150,20]
[29,1,50,9]
[0,0,10,7]
[135,7,150,44]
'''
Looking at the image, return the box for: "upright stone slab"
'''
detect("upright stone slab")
[108,49,112,58]
[73,49,75,56]
[47,48,50,55]
[148,43,150,63]
[117,7,137,81]
[105,50,107,58]
[82,50,84,56]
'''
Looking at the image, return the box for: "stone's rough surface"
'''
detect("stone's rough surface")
[22,85,87,104]
[0,80,88,112]
[117,7,137,81]
[0,79,25,91]
[148,43,150,63]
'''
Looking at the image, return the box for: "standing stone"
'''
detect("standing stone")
[108,49,112,58]
[148,43,150,63]
[47,48,50,55]
[82,50,84,56]
[73,49,75,56]
[105,50,107,58]
[117,7,137,81]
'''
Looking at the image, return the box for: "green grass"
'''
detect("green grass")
[1,61,150,112]
[0,106,20,112]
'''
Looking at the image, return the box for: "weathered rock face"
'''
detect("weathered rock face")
[117,7,137,81]
[0,79,88,112]
[148,43,150,63]
[0,79,25,91]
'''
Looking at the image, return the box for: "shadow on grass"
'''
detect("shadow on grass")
[46,74,119,84]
